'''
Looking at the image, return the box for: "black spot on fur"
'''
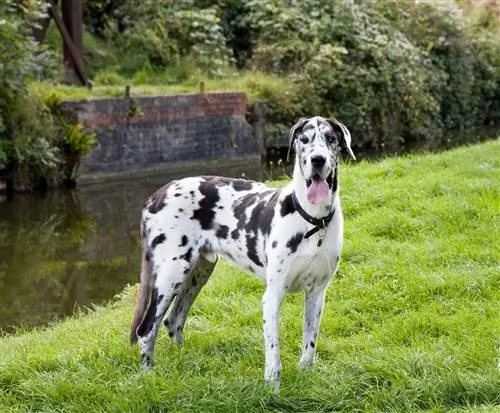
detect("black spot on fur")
[180,235,188,247]
[255,191,279,235]
[174,193,182,197]
[327,167,338,192]
[180,247,193,263]
[232,179,253,191]
[272,240,277,248]
[286,232,304,253]
[147,185,170,214]
[151,234,166,249]
[310,341,315,348]
[216,225,229,239]
[137,288,158,338]
[233,193,258,230]
[246,234,263,267]
[218,206,224,210]
[192,181,220,230]
[242,191,279,266]
[280,193,296,216]
[178,208,184,213]
[145,250,151,262]
[231,229,239,240]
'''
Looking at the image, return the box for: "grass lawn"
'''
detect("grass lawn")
[0,141,499,413]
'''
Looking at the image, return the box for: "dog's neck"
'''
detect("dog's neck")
[291,158,338,219]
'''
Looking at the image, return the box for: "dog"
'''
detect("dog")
[130,116,355,390]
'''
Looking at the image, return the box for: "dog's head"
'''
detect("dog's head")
[288,116,355,205]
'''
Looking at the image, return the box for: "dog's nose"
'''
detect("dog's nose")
[311,156,326,170]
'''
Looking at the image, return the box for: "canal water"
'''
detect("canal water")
[0,166,264,334]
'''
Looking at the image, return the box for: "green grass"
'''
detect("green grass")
[1,142,499,412]
[29,69,292,102]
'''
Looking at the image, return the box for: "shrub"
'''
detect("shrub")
[106,0,234,76]
[0,0,60,188]
[0,0,96,190]
[246,0,499,152]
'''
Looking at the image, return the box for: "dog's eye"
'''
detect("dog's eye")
[299,136,309,144]
[325,134,336,144]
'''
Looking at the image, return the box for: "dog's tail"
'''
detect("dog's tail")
[130,224,153,345]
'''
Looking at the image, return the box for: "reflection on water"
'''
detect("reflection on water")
[0,166,263,334]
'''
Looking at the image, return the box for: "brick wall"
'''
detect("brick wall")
[60,92,264,182]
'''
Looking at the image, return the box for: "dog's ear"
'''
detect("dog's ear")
[287,117,309,162]
[327,118,356,161]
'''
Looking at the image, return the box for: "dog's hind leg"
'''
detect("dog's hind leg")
[136,250,200,369]
[164,255,217,345]
[299,287,326,369]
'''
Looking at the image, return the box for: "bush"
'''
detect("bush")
[0,0,59,186]
[104,0,234,76]
[246,0,499,151]
[0,1,95,190]
[78,0,498,154]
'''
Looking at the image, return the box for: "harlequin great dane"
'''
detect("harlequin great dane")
[130,116,355,390]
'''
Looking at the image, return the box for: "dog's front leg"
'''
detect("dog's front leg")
[299,287,326,369]
[262,280,286,392]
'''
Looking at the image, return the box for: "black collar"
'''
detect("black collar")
[291,191,335,239]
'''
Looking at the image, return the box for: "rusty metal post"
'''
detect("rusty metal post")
[61,0,84,84]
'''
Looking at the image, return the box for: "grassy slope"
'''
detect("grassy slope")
[0,142,499,413]
[29,70,291,102]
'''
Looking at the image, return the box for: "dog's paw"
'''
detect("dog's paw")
[139,353,154,370]
[264,376,281,394]
[264,363,282,393]
[298,355,315,369]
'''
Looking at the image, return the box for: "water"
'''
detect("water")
[0,166,263,334]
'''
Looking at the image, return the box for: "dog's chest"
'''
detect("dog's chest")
[285,227,342,293]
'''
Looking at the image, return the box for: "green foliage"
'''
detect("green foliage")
[42,92,97,185]
[0,0,60,189]
[105,0,234,76]
[2,0,499,190]
[74,0,499,153]
[0,142,498,411]
[245,0,499,149]
[0,1,96,190]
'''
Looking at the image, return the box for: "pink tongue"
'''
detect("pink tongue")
[306,180,329,204]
